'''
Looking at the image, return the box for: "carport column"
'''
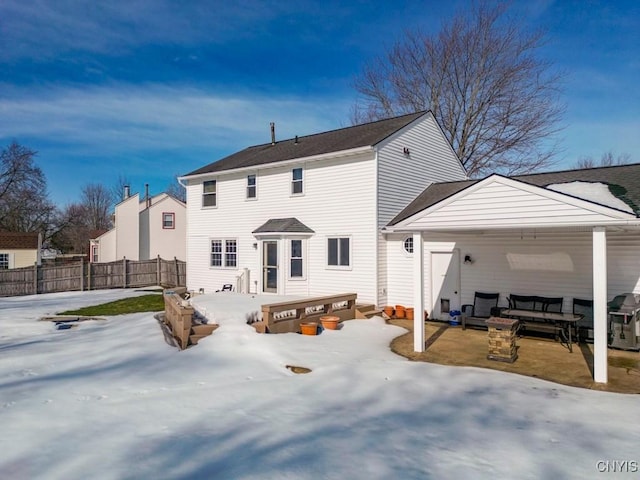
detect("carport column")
[413,232,425,352]
[592,226,608,383]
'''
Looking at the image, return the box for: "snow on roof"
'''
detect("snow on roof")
[547,181,634,213]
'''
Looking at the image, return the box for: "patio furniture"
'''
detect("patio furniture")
[573,298,594,343]
[461,292,500,330]
[501,308,582,352]
[216,284,233,292]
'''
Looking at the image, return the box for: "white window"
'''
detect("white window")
[162,212,175,229]
[203,180,217,207]
[291,167,303,195]
[327,237,350,267]
[290,239,304,278]
[0,253,8,270]
[403,237,413,254]
[91,246,98,263]
[211,239,237,268]
[247,174,257,199]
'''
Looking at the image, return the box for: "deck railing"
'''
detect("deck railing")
[261,293,357,333]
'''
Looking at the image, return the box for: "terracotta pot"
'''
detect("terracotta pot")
[383,306,394,317]
[405,307,414,320]
[320,315,340,330]
[300,322,318,335]
[395,305,406,319]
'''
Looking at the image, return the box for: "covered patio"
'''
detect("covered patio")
[389,319,640,394]
[385,168,640,384]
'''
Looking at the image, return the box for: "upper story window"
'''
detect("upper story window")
[403,237,414,254]
[91,245,98,263]
[291,167,303,195]
[327,237,350,268]
[163,212,175,229]
[203,180,217,207]
[210,239,238,268]
[247,174,257,199]
[0,253,9,270]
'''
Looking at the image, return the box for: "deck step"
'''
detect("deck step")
[355,305,387,319]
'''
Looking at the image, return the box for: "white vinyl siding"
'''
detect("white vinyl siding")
[185,153,378,301]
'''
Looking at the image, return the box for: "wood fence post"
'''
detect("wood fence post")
[79,258,84,291]
[33,261,38,295]
[174,257,179,287]
[88,260,92,291]
[123,257,127,288]
[157,255,161,286]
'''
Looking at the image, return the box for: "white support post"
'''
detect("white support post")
[592,227,608,383]
[413,232,425,352]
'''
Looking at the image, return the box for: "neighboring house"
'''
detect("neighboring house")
[180,111,468,302]
[0,232,42,269]
[90,190,186,263]
[384,163,640,383]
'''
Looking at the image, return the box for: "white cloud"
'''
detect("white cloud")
[0,83,351,155]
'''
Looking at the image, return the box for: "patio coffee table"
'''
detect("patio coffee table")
[500,309,582,352]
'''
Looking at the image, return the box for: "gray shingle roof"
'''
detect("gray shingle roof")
[389,163,640,225]
[252,218,315,234]
[185,111,428,176]
[0,231,40,249]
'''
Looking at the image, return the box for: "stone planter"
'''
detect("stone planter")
[320,315,340,330]
[486,317,519,363]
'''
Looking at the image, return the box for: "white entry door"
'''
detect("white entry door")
[431,251,460,321]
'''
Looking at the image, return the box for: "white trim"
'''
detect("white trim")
[179,145,374,181]
[413,232,424,352]
[592,227,608,383]
[325,235,353,270]
[391,175,638,231]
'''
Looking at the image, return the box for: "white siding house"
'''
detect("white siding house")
[385,166,640,383]
[181,111,467,302]
[91,191,186,263]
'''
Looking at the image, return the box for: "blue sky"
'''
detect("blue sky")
[1,0,638,206]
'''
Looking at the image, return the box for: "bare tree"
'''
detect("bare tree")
[352,2,564,177]
[165,175,186,203]
[575,151,632,169]
[80,183,113,230]
[111,174,132,205]
[0,141,57,234]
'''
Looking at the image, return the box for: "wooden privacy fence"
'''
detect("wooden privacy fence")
[0,256,186,297]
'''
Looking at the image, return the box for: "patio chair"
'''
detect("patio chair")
[461,292,500,330]
[541,297,563,313]
[507,294,537,310]
[573,298,593,343]
[216,284,233,292]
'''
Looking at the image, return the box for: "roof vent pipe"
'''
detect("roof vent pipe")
[270,122,275,145]
[123,185,130,200]
[145,183,150,208]
[294,135,298,144]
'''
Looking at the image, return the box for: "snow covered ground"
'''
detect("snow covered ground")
[1,289,639,479]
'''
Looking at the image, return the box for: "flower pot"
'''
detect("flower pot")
[383,306,394,318]
[405,307,414,320]
[300,322,318,335]
[320,315,340,330]
[395,305,406,319]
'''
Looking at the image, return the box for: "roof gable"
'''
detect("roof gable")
[390,163,640,225]
[184,111,429,177]
[392,174,637,231]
